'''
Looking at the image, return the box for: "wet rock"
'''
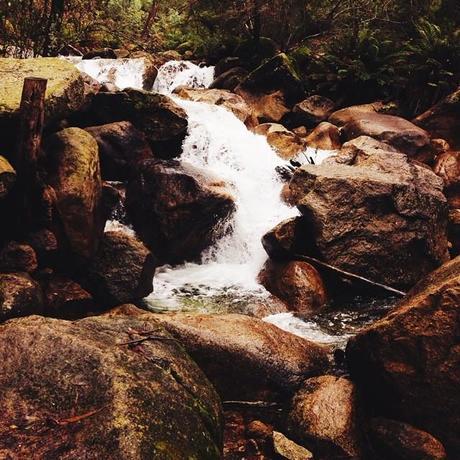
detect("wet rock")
[91,89,188,158]
[209,66,249,92]
[289,95,335,128]
[273,431,314,460]
[334,110,430,156]
[130,51,160,90]
[149,312,330,400]
[0,156,15,199]
[413,87,460,149]
[305,122,341,151]
[85,121,153,181]
[0,58,85,154]
[83,48,117,59]
[259,260,327,315]
[346,256,460,456]
[238,89,291,123]
[126,159,235,264]
[0,242,37,273]
[0,272,43,321]
[433,150,460,208]
[287,158,449,288]
[174,86,252,123]
[369,417,447,460]
[0,315,223,459]
[86,231,156,307]
[44,275,94,319]
[45,127,103,260]
[288,376,365,459]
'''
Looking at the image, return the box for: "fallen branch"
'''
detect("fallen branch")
[293,253,406,297]
[223,401,282,409]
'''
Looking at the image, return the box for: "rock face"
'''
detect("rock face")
[0,272,43,321]
[150,312,329,400]
[174,87,252,123]
[368,418,447,460]
[288,376,364,459]
[91,89,188,158]
[290,95,335,128]
[87,231,156,306]
[346,256,460,456]
[305,122,341,151]
[45,127,103,260]
[330,108,430,155]
[85,121,153,181]
[0,315,223,459]
[0,242,37,273]
[126,159,235,264]
[0,58,84,153]
[287,156,449,288]
[258,260,327,315]
[0,156,16,199]
[413,87,460,149]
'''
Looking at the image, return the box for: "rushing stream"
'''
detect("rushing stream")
[71,57,396,347]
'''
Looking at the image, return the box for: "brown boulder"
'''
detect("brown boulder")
[91,89,188,158]
[287,158,449,288]
[0,242,37,273]
[369,418,447,460]
[305,122,341,151]
[85,121,153,181]
[288,376,365,459]
[86,231,157,306]
[45,127,104,260]
[0,272,43,321]
[0,315,223,459]
[290,95,335,128]
[150,312,330,400]
[346,256,460,456]
[174,86,252,123]
[448,208,460,256]
[258,260,327,315]
[44,275,95,319]
[126,159,235,264]
[209,66,249,92]
[0,156,15,199]
[433,150,460,208]
[237,89,291,123]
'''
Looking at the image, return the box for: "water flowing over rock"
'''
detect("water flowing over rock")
[287,155,449,288]
[44,127,104,260]
[346,256,460,456]
[91,89,188,158]
[126,159,236,264]
[0,315,223,459]
[85,121,154,181]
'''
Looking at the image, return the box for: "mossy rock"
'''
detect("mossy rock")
[0,314,223,459]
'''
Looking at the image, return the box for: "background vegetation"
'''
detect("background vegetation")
[1,0,459,115]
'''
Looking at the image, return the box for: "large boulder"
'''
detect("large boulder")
[258,260,327,315]
[304,122,341,151]
[149,312,330,400]
[289,95,335,128]
[126,159,235,264]
[85,121,153,181]
[0,315,223,459]
[0,58,85,155]
[86,231,157,306]
[45,127,104,260]
[433,150,460,208]
[330,108,430,155]
[346,256,460,456]
[286,155,449,288]
[91,89,188,158]
[209,67,249,92]
[0,156,16,199]
[0,241,37,273]
[413,87,460,149]
[288,376,365,459]
[368,418,447,460]
[0,272,43,321]
[174,87,251,123]
[253,123,306,159]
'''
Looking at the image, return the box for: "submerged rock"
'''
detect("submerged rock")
[346,256,460,456]
[86,231,157,307]
[0,272,43,321]
[91,89,188,158]
[85,121,153,181]
[126,159,235,264]
[288,375,365,459]
[0,315,223,459]
[287,157,449,288]
[45,127,104,260]
[258,260,327,315]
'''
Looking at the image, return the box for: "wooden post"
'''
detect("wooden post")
[16,77,47,229]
